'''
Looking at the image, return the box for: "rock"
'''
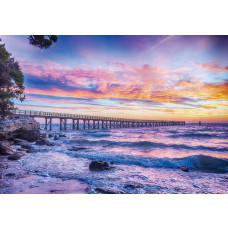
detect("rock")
[68,147,87,151]
[41,133,47,138]
[35,138,54,146]
[8,151,25,160]
[179,166,189,172]
[54,135,58,140]
[13,129,40,142]
[59,134,66,137]
[124,183,144,189]
[0,141,16,155]
[0,115,40,140]
[48,134,53,138]
[0,163,8,169]
[17,148,26,152]
[89,160,111,171]
[95,188,123,194]
[21,143,33,150]
[14,138,29,145]
[4,173,16,178]
[27,148,37,153]
[0,173,3,179]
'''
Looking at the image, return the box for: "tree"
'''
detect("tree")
[0,39,25,118]
[0,35,57,118]
[28,35,58,49]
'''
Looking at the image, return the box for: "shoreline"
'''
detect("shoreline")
[0,155,89,194]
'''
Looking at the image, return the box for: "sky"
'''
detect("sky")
[1,35,228,123]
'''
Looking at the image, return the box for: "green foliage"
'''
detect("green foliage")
[0,39,25,118]
[28,35,58,49]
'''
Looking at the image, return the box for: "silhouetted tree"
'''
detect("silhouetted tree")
[0,39,25,118]
[28,35,58,49]
[0,35,57,118]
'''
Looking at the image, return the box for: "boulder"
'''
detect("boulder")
[0,141,16,155]
[95,188,123,194]
[4,173,16,178]
[14,138,29,145]
[59,134,66,137]
[27,148,37,153]
[0,115,40,140]
[54,135,58,140]
[48,134,53,138]
[8,151,25,160]
[13,129,40,142]
[89,160,111,171]
[35,138,54,146]
[179,166,189,172]
[21,143,33,150]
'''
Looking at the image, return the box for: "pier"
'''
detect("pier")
[13,109,185,131]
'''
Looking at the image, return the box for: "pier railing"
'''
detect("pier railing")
[13,109,180,123]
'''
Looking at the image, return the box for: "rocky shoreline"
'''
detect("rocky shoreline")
[0,115,88,194]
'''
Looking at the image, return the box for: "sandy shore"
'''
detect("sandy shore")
[0,156,88,194]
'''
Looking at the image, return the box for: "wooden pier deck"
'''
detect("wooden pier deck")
[13,109,185,131]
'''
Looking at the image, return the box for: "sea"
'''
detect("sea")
[19,123,228,194]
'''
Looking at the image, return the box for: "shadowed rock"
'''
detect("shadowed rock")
[0,141,16,155]
[8,151,25,160]
[95,187,123,194]
[124,182,144,189]
[89,160,111,171]
[21,143,33,150]
[179,166,189,172]
[13,129,40,142]
[35,138,54,146]
[69,146,87,151]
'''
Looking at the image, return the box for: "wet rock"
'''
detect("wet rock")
[124,183,144,189]
[54,135,58,140]
[17,148,26,152]
[59,134,66,137]
[69,146,87,151]
[179,166,189,172]
[14,138,29,145]
[0,141,16,155]
[41,133,47,138]
[95,188,123,194]
[27,148,37,153]
[8,151,25,160]
[35,138,54,146]
[13,129,40,142]
[21,143,33,150]
[48,134,53,138]
[89,160,111,171]
[4,173,16,178]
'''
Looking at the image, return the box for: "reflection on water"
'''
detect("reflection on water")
[19,123,228,193]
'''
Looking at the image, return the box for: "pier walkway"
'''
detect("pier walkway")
[13,109,185,131]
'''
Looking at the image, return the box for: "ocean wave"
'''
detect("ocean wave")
[169,133,215,138]
[67,151,228,173]
[70,139,228,152]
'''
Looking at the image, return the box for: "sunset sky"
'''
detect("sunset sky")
[1,35,228,122]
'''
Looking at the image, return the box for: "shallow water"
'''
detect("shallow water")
[19,123,228,193]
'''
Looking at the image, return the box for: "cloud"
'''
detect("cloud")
[194,62,228,72]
